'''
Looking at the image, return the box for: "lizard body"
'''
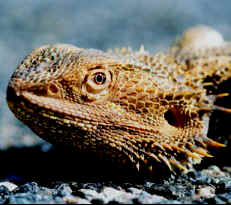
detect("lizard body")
[7,28,231,173]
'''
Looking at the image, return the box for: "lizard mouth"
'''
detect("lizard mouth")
[7,84,162,136]
[7,84,226,173]
[7,84,128,130]
[7,84,98,124]
[7,84,102,146]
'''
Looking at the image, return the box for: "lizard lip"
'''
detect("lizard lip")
[6,83,106,124]
[7,85,160,134]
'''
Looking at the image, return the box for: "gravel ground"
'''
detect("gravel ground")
[2,1,231,204]
[1,144,231,204]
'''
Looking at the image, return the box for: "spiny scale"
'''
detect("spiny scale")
[6,26,231,174]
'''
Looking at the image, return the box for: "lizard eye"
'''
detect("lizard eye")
[93,72,106,85]
[86,69,112,91]
[81,67,113,101]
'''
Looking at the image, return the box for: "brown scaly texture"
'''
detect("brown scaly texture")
[168,25,231,151]
[7,29,231,173]
[169,25,231,103]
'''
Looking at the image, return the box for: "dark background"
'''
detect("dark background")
[1,0,231,149]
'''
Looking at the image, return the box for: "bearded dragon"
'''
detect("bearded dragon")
[6,26,231,174]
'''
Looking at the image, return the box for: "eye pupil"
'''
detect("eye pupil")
[96,74,103,82]
[94,72,106,84]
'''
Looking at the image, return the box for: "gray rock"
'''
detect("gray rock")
[0,182,17,192]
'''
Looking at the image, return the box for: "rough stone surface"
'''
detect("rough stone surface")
[1,144,231,204]
[0,182,17,192]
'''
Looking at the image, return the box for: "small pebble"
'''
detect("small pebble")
[0,182,17,191]
[195,186,215,199]
[102,187,132,203]
[0,164,231,204]
[55,184,72,197]
[202,166,227,177]
[135,191,166,204]
[63,196,91,204]
[79,188,100,201]
[223,166,231,175]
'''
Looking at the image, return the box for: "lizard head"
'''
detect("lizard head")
[7,44,225,174]
[7,44,120,103]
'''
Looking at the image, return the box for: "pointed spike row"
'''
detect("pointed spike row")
[154,143,165,151]
[203,138,226,148]
[122,136,163,163]
[127,153,136,164]
[151,153,161,162]
[169,158,188,173]
[190,146,213,158]
[140,154,145,161]
[171,145,201,160]
[182,91,195,97]
[216,93,229,98]
[171,145,186,153]
[198,104,231,114]
[124,145,141,160]
[124,135,160,163]
[202,82,214,86]
[162,143,173,151]
[195,139,207,148]
[136,162,140,171]
[107,137,141,163]
[213,105,231,113]
[158,154,173,172]
[123,137,154,161]
[148,165,153,172]
[184,150,201,160]
[143,151,161,162]
[197,107,212,113]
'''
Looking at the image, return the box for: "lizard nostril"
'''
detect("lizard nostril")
[48,83,59,94]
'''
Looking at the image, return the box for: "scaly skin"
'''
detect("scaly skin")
[170,26,231,104]
[168,26,231,151]
[7,31,231,173]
